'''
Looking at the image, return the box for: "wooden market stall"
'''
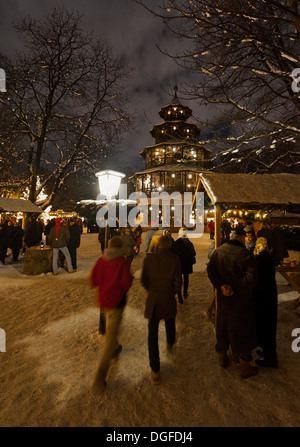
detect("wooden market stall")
[0,197,43,219]
[196,172,300,321]
[0,197,51,275]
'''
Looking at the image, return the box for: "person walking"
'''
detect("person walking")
[141,235,182,385]
[144,223,158,253]
[48,218,75,275]
[207,227,258,379]
[208,220,215,240]
[89,236,133,393]
[171,227,196,302]
[67,217,81,271]
[253,237,278,368]
[121,224,137,264]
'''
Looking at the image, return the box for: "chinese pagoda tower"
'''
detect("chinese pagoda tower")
[131,87,210,198]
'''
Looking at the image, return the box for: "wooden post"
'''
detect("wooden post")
[214,204,221,249]
[206,204,222,326]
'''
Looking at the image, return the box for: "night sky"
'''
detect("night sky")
[0,0,209,174]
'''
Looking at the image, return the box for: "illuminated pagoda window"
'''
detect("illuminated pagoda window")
[130,87,211,197]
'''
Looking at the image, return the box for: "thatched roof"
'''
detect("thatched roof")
[0,197,43,213]
[199,173,300,206]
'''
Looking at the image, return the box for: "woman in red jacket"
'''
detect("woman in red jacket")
[89,236,133,393]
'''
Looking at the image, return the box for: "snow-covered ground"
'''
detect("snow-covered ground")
[0,231,299,427]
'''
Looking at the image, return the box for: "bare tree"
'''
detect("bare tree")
[134,0,300,173]
[0,7,133,206]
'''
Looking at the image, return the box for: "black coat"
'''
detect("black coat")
[24,220,41,247]
[0,223,10,249]
[67,222,81,249]
[171,237,196,274]
[9,225,24,250]
[207,240,257,354]
[253,250,278,349]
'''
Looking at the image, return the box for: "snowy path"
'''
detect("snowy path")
[0,232,299,427]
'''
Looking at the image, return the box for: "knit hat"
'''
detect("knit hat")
[55,218,62,238]
[230,227,246,238]
[178,227,187,237]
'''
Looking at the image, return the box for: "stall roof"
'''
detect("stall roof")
[199,173,300,206]
[0,197,43,213]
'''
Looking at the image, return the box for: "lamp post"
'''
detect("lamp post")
[95,170,125,248]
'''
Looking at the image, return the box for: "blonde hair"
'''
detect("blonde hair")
[149,234,161,253]
[255,237,268,254]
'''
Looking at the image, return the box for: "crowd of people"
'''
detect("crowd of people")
[0,215,83,274]
[89,218,291,392]
[207,219,289,378]
[0,214,294,391]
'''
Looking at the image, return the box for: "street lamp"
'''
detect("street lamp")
[95,170,125,248]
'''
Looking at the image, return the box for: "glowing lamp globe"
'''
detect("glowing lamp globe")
[95,170,125,200]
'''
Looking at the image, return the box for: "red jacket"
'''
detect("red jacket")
[90,248,133,308]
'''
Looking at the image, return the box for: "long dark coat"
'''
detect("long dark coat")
[142,248,182,321]
[207,240,257,354]
[9,225,24,250]
[67,222,81,249]
[24,220,40,247]
[253,250,278,349]
[0,223,10,249]
[171,237,196,274]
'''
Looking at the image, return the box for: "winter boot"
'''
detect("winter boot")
[218,351,228,368]
[255,349,278,368]
[239,359,258,379]
[151,370,160,385]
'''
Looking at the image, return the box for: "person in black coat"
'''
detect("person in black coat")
[171,227,196,302]
[0,220,10,264]
[44,219,55,245]
[207,227,258,379]
[24,216,41,248]
[9,221,24,261]
[253,237,278,368]
[67,218,81,271]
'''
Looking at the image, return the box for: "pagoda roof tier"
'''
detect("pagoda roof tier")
[150,120,200,137]
[130,163,204,178]
[140,141,211,158]
[159,88,193,121]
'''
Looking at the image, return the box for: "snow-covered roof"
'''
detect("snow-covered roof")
[199,172,300,205]
[131,163,204,177]
[0,197,43,213]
